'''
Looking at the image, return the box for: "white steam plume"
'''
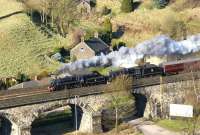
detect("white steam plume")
[59,34,200,73]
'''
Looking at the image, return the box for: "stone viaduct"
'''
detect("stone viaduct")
[0,74,199,135]
[0,94,110,135]
[0,92,135,135]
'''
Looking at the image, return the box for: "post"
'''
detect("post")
[160,76,163,118]
[74,95,79,135]
[115,107,118,134]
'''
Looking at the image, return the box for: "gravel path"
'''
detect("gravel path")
[129,118,180,135]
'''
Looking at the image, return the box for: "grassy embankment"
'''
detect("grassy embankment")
[156,119,200,132]
[0,0,70,78]
[0,0,23,16]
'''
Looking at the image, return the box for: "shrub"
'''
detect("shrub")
[170,21,187,40]
[83,28,99,41]
[103,18,112,33]
[52,47,69,56]
[16,72,30,83]
[101,6,111,16]
[121,0,133,13]
[141,0,154,9]
[153,0,170,9]
[161,16,187,40]
[90,0,96,7]
[112,41,126,51]
[37,71,49,80]
[171,0,200,11]
[99,18,113,44]
[71,55,77,62]
[99,31,112,44]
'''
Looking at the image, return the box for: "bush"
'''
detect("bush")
[71,55,77,62]
[171,0,200,11]
[170,21,187,40]
[121,0,133,13]
[52,47,69,57]
[140,0,154,9]
[153,0,170,9]
[161,16,187,40]
[101,6,111,16]
[103,18,112,33]
[99,18,113,44]
[99,31,112,44]
[90,0,96,7]
[37,71,49,80]
[16,72,30,83]
[112,41,126,51]
[83,31,93,41]
[0,79,7,90]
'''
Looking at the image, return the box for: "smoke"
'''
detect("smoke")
[59,34,200,73]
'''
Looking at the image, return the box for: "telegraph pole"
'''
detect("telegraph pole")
[74,95,79,135]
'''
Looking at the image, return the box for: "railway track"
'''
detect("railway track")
[0,89,50,101]
[0,71,200,109]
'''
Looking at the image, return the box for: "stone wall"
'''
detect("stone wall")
[134,78,200,119]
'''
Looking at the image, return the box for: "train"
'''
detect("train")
[48,58,200,91]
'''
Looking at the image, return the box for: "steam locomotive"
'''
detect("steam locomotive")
[48,58,200,91]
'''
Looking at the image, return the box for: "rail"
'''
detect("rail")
[0,71,200,110]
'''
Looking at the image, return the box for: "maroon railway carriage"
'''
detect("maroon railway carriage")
[161,58,200,75]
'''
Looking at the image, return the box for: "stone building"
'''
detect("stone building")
[70,34,110,60]
[77,0,92,15]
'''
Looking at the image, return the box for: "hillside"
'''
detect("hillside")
[0,0,200,78]
[0,0,69,78]
[0,0,23,16]
[94,0,200,47]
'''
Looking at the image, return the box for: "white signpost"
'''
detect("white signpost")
[170,104,193,118]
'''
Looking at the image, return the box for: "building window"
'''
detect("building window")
[80,48,84,52]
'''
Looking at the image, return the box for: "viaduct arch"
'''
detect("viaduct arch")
[0,94,108,135]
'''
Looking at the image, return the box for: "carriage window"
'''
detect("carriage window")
[151,68,154,72]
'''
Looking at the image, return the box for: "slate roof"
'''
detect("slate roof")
[85,38,109,53]
[8,78,52,90]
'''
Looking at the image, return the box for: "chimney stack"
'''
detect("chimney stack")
[34,75,38,81]
[94,31,99,38]
[81,36,85,42]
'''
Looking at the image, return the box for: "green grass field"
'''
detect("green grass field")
[0,14,61,77]
[0,0,69,77]
[0,0,23,16]
[156,119,200,132]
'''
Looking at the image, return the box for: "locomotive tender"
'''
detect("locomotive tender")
[48,58,200,91]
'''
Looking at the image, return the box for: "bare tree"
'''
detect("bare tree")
[48,0,80,36]
[181,64,200,135]
[22,0,80,36]
[105,75,134,133]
